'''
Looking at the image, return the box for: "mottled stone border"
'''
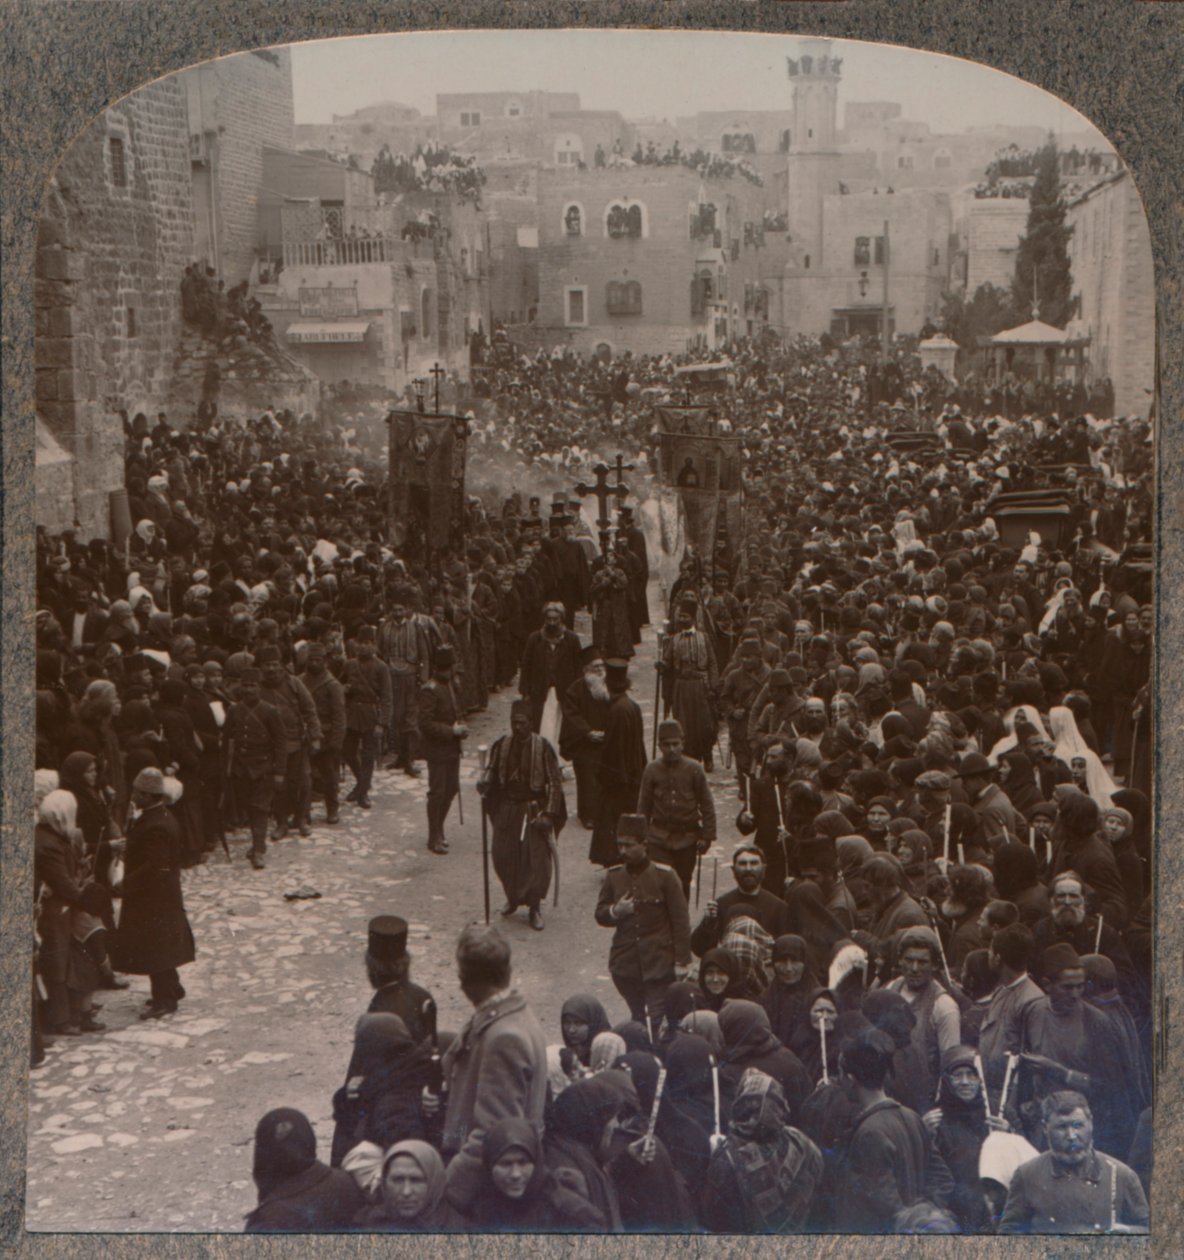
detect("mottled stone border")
[2,2,1180,1257]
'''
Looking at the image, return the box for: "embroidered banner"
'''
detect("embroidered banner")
[387,410,469,557]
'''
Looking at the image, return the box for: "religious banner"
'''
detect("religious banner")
[387,410,469,558]
[654,404,713,436]
[655,424,744,568]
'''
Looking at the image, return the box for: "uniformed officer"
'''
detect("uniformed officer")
[594,813,691,1030]
[417,645,467,855]
[222,667,287,870]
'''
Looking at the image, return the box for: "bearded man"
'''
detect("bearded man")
[518,601,582,748]
[478,701,566,931]
[559,646,612,829]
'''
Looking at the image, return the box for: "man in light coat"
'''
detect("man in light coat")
[441,925,547,1209]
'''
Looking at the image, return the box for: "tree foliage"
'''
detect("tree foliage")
[940,282,1015,350]
[1011,137,1075,327]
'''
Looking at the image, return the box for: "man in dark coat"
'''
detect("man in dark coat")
[342,625,391,812]
[660,595,720,770]
[299,642,345,826]
[361,915,434,1048]
[559,646,612,829]
[417,645,467,855]
[589,659,647,867]
[691,844,790,957]
[518,601,582,737]
[112,768,195,1018]
[617,505,650,636]
[223,668,287,870]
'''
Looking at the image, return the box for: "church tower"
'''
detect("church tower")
[785,40,842,272]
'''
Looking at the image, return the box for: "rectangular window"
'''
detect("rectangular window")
[126,307,136,337]
[874,236,885,265]
[898,154,914,170]
[854,236,871,266]
[460,112,481,127]
[565,287,586,326]
[110,137,127,187]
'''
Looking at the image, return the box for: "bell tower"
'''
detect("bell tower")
[785,39,842,271]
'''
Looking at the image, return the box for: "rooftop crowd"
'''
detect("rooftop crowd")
[33,330,1154,1234]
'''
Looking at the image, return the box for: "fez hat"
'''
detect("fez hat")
[616,814,647,840]
[657,719,683,741]
[679,594,698,613]
[768,668,791,688]
[239,667,262,684]
[132,767,167,796]
[368,915,408,962]
[255,645,281,665]
[510,699,531,721]
[355,625,377,644]
[954,752,992,779]
[618,505,634,519]
[432,645,455,670]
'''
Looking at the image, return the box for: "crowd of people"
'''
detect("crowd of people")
[370,143,488,205]
[32,326,1155,1233]
[589,137,764,187]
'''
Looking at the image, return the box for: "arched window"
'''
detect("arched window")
[563,203,583,237]
[605,200,646,239]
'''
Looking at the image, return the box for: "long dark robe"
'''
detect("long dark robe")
[484,731,566,910]
[590,560,634,659]
[589,690,646,866]
[661,629,718,762]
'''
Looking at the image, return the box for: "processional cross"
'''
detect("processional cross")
[575,460,631,554]
[428,361,447,413]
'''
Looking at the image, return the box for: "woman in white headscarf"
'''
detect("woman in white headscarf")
[986,703,1052,765]
[1048,704,1116,809]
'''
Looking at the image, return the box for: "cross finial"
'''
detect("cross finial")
[428,362,446,413]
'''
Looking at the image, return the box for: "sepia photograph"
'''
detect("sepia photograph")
[26,26,1156,1237]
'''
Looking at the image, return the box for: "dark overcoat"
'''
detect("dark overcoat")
[112,801,196,974]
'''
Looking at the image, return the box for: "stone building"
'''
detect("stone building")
[36,51,317,538]
[293,101,436,171]
[1065,168,1155,418]
[35,76,195,536]
[533,165,769,356]
[178,49,296,284]
[265,190,490,390]
[768,41,953,341]
[958,195,1029,294]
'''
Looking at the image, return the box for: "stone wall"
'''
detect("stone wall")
[181,50,295,284]
[1067,170,1156,419]
[962,198,1028,293]
[35,77,196,538]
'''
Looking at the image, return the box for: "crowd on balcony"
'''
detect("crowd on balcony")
[180,264,274,347]
[591,138,763,186]
[370,143,487,205]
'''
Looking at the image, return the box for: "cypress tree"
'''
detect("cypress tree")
[1011,137,1075,327]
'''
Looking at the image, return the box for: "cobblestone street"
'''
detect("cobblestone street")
[26,600,734,1233]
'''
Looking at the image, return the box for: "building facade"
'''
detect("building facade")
[179,49,296,283]
[534,165,769,356]
[1066,169,1155,418]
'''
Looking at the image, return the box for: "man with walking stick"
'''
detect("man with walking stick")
[477,700,566,932]
[418,646,467,855]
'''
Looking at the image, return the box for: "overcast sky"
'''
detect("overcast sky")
[289,30,1108,144]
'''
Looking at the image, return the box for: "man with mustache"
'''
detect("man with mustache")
[559,646,611,829]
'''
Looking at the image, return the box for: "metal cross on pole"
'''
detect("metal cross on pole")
[428,362,446,413]
[575,462,630,554]
[610,453,636,497]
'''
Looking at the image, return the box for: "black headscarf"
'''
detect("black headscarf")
[252,1107,317,1200]
[560,993,611,1064]
[759,935,817,1050]
[697,946,746,1011]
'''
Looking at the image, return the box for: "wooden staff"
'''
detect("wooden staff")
[999,1051,1018,1119]
[478,744,490,924]
[973,1052,991,1120]
[942,803,952,866]
[1028,824,1036,855]
[652,631,665,758]
[695,848,704,908]
[1094,914,1104,953]
[935,926,953,989]
[957,842,965,867]
[820,1018,830,1086]
[711,856,719,900]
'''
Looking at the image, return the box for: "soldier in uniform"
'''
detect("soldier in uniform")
[594,813,692,1030]
[222,667,287,870]
[298,642,345,827]
[360,914,435,1046]
[342,625,392,811]
[418,645,467,855]
[257,645,322,841]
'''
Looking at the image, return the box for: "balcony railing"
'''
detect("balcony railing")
[283,237,395,267]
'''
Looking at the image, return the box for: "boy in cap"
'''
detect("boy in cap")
[638,717,716,898]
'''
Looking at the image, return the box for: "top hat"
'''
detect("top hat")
[368,915,408,962]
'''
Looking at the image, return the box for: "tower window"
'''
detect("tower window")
[803,254,811,270]
[109,137,127,187]
[126,307,136,337]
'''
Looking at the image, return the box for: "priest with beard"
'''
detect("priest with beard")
[588,659,646,868]
[478,700,567,932]
[517,601,582,749]
[559,646,612,829]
